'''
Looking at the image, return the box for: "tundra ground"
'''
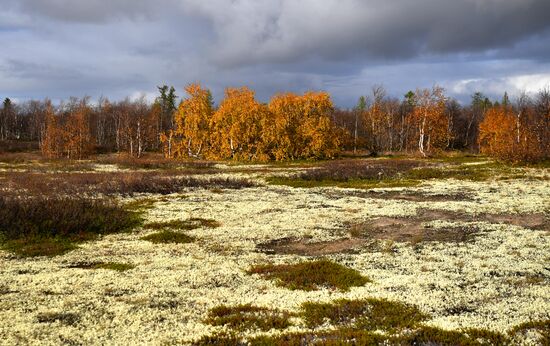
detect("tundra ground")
[0,155,548,345]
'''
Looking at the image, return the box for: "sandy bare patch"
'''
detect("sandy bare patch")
[350,216,480,243]
[324,189,475,202]
[418,210,548,230]
[349,210,548,243]
[257,237,368,256]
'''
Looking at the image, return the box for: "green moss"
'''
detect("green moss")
[205,304,291,332]
[432,153,488,164]
[405,167,491,181]
[141,230,195,244]
[301,298,428,331]
[124,198,157,212]
[2,237,78,257]
[144,218,220,231]
[248,259,369,291]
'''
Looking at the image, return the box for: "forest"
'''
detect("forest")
[0,84,549,163]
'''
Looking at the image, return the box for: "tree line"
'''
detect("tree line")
[0,84,548,162]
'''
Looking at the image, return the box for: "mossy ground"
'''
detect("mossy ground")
[1,237,78,257]
[196,298,519,345]
[267,155,528,188]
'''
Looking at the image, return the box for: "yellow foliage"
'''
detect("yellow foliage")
[163,85,341,161]
[268,91,339,160]
[209,87,269,160]
[167,83,213,159]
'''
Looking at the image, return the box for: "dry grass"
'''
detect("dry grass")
[96,153,218,171]
[0,171,256,197]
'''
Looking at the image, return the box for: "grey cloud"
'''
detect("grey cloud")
[5,0,170,23]
[180,0,550,66]
[1,0,549,107]
[8,0,550,61]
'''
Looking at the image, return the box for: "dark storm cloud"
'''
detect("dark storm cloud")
[177,0,550,65]
[1,0,550,106]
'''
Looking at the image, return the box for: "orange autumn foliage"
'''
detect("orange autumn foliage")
[41,101,94,159]
[163,85,340,161]
[479,105,544,163]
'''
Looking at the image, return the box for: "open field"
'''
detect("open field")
[0,154,549,345]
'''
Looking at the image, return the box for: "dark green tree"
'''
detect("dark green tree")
[404,91,415,106]
[353,96,367,152]
[157,85,178,132]
[1,98,14,140]
[502,91,510,108]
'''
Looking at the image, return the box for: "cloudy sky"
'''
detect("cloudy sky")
[2,0,550,107]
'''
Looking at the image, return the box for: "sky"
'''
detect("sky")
[1,0,550,107]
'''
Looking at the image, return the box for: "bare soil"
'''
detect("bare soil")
[257,237,368,256]
[259,210,548,256]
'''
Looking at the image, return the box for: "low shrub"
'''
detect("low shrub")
[406,326,508,346]
[248,259,369,291]
[205,304,291,331]
[36,312,80,326]
[141,230,195,244]
[0,196,142,257]
[301,298,428,330]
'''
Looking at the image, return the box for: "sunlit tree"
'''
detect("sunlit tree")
[407,86,449,156]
